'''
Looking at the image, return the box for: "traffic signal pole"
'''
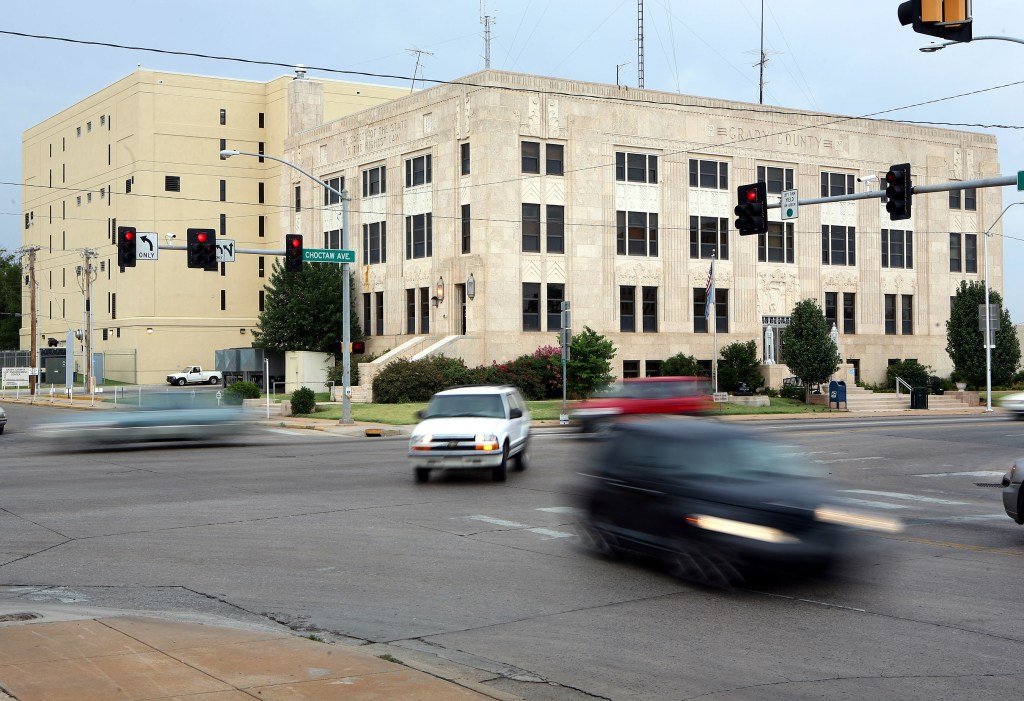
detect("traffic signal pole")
[766,173,1019,210]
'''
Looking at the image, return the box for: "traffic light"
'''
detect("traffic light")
[885,164,913,221]
[897,0,972,42]
[351,341,366,354]
[116,226,137,268]
[285,234,303,273]
[734,182,768,235]
[186,228,218,271]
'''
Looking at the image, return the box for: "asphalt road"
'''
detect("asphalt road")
[2,403,1024,700]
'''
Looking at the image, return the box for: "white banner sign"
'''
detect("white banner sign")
[2,367,31,385]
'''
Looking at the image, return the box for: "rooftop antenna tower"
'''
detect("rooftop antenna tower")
[637,0,645,88]
[481,0,496,69]
[406,47,434,93]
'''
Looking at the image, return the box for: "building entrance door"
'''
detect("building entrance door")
[455,284,467,334]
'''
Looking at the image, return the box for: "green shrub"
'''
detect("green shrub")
[291,386,316,414]
[779,384,805,401]
[762,387,779,398]
[885,360,931,390]
[372,356,470,403]
[663,353,706,377]
[468,347,562,400]
[717,340,764,393]
[224,380,261,405]
[327,351,383,387]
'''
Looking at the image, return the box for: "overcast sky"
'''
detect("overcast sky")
[1,1,1022,314]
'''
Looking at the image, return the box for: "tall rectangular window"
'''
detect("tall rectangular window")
[758,222,795,263]
[546,205,564,254]
[258,256,265,278]
[258,112,265,128]
[419,287,430,334]
[461,204,471,254]
[965,233,978,273]
[620,286,636,332]
[546,144,564,176]
[884,294,897,335]
[616,152,658,183]
[219,179,226,202]
[323,229,341,249]
[219,138,226,153]
[822,225,856,266]
[363,165,386,197]
[881,229,913,269]
[258,182,265,203]
[294,185,301,212]
[902,295,914,335]
[522,283,541,331]
[824,292,838,331]
[617,211,659,257]
[220,290,226,311]
[522,203,541,252]
[406,289,416,334]
[756,165,794,194]
[547,283,564,331]
[220,213,226,236]
[713,289,729,333]
[219,108,226,125]
[949,232,962,272]
[843,292,856,334]
[362,222,386,264]
[258,215,265,238]
[820,172,855,197]
[964,187,977,211]
[521,142,540,174]
[461,143,471,175]
[323,177,343,205]
[258,142,265,163]
[375,292,384,336]
[259,290,265,312]
[363,293,372,336]
[642,286,658,333]
[111,293,116,320]
[689,216,728,260]
[693,288,708,334]
[688,159,728,189]
[405,213,433,259]
[405,154,432,187]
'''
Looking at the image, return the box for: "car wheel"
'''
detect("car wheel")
[664,539,742,589]
[176,378,187,386]
[209,377,220,385]
[0,426,4,435]
[513,438,529,471]
[577,520,617,558]
[415,467,431,484]
[492,442,509,482]
[1015,412,1024,421]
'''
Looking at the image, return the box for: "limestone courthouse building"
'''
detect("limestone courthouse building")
[23,68,1003,386]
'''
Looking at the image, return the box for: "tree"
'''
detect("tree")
[781,298,839,399]
[717,340,763,392]
[565,326,616,398]
[663,352,706,377]
[252,261,362,357]
[0,253,21,350]
[946,280,1020,389]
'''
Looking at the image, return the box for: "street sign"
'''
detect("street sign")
[216,239,236,263]
[978,304,1001,332]
[780,189,798,220]
[1018,170,1024,191]
[303,248,355,264]
[1,367,31,385]
[136,233,159,261]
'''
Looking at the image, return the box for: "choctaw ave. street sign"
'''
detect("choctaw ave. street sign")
[302,248,355,264]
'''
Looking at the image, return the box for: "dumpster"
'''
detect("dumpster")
[910,386,929,410]
[828,380,847,410]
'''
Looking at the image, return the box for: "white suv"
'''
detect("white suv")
[409,385,531,483]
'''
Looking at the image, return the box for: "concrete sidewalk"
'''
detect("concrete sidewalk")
[0,608,521,701]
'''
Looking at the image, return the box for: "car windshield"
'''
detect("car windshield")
[182,367,194,372]
[423,394,506,419]
[615,434,819,480]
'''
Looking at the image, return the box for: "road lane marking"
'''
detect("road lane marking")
[835,497,908,510]
[843,489,967,505]
[527,528,575,539]
[466,515,526,528]
[536,507,582,515]
[812,456,886,465]
[915,470,1006,478]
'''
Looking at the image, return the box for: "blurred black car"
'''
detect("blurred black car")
[1001,460,1024,523]
[576,417,893,587]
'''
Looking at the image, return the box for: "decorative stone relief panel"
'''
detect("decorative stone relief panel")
[521,177,542,203]
[460,184,471,205]
[548,261,566,284]
[403,189,432,216]
[423,113,433,134]
[522,260,542,282]
[615,183,660,212]
[368,266,387,292]
[756,270,799,315]
[547,178,565,206]
[405,260,433,288]
[547,98,566,139]
[522,95,542,136]
[686,189,729,217]
[820,201,857,227]
[323,207,343,231]
[463,97,471,136]
[615,261,661,286]
[689,267,733,289]
[966,149,975,179]
[952,147,963,180]
[821,271,859,291]
[880,273,918,294]
[362,195,386,219]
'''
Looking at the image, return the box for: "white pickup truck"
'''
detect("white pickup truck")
[166,366,222,386]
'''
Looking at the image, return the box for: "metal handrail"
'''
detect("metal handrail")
[894,376,913,399]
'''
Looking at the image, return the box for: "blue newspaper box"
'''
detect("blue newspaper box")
[828,380,847,410]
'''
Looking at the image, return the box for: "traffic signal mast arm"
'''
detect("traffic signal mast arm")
[134,236,290,255]
[764,173,1019,209]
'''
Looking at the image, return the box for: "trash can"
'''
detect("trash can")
[910,386,929,409]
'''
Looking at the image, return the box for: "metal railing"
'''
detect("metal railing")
[894,376,913,399]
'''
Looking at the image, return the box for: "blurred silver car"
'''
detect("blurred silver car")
[0,405,6,434]
[999,392,1024,419]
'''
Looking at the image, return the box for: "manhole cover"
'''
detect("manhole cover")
[975,483,1003,488]
[0,612,41,622]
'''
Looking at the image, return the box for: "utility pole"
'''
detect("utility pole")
[480,0,496,69]
[406,47,434,93]
[25,246,40,396]
[758,0,767,104]
[77,249,97,396]
[636,0,645,88]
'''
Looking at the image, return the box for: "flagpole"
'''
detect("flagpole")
[711,251,718,394]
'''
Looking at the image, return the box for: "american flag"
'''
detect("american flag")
[704,260,715,321]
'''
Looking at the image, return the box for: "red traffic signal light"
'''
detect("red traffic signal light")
[885,163,913,221]
[186,228,218,271]
[116,226,137,268]
[285,234,304,273]
[898,0,972,42]
[734,182,769,235]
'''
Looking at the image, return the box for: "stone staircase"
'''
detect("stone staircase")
[839,383,972,412]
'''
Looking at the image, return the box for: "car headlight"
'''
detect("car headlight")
[410,434,433,451]
[686,514,799,544]
[814,507,903,532]
[475,434,499,451]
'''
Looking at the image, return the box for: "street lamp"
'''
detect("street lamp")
[920,35,1024,52]
[220,148,354,425]
[982,201,1023,412]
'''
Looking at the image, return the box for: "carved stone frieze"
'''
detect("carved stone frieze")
[687,189,729,217]
[616,261,661,286]
[756,270,799,315]
[821,271,858,291]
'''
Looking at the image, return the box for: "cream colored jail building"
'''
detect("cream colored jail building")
[23,69,1003,386]
[21,69,408,383]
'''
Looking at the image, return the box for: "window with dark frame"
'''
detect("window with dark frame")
[693,288,727,333]
[689,159,729,190]
[363,294,372,337]
[259,289,265,312]
[547,205,564,254]
[362,165,386,197]
[881,229,913,269]
[757,221,795,263]
[622,360,641,379]
[375,292,384,336]
[822,225,856,266]
[820,172,855,197]
[620,286,636,332]
[547,283,564,331]
[405,213,433,259]
[824,292,838,331]
[258,112,265,129]
[258,142,264,163]
[362,221,386,264]
[165,175,181,192]
[645,360,663,377]
[461,142,471,175]
[884,294,897,335]
[219,109,226,125]
[616,152,658,183]
[689,216,729,260]
[950,232,962,272]
[461,204,471,254]
[522,203,541,252]
[965,233,978,273]
[294,185,301,212]
[219,179,226,202]
[220,289,226,312]
[617,211,659,256]
[843,292,856,334]
[902,295,913,335]
[406,289,416,334]
[405,154,432,187]
[964,187,977,211]
[419,287,430,334]
[642,286,658,332]
[258,256,264,278]
[258,215,265,238]
[323,177,343,205]
[522,283,541,331]
[546,144,564,176]
[220,213,226,237]
[756,165,794,194]
[521,142,540,174]
[258,182,265,203]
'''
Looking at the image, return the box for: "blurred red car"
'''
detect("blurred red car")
[571,376,713,433]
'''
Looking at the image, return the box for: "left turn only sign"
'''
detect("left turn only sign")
[136,233,159,260]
